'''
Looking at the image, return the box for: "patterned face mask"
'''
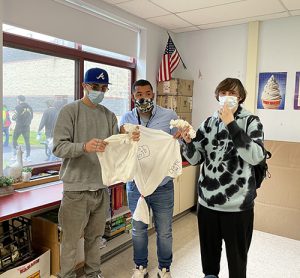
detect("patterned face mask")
[135,98,154,113]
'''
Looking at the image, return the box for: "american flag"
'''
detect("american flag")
[158,36,181,82]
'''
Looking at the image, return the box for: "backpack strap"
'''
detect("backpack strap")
[246,115,272,179]
[246,115,272,159]
[245,115,258,134]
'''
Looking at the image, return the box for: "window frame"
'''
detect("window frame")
[3,32,136,177]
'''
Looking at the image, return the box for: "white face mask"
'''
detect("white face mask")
[88,90,105,104]
[219,96,238,109]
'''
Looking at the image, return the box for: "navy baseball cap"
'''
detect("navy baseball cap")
[84,68,111,84]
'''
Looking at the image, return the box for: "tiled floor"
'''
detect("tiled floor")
[98,212,300,278]
[53,212,300,277]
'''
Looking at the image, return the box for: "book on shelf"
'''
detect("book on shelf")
[113,185,124,210]
[104,184,132,240]
[104,225,126,238]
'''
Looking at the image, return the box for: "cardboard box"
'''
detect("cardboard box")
[157,95,192,113]
[254,140,300,240]
[157,79,194,96]
[254,202,300,241]
[31,214,84,275]
[0,246,50,278]
[177,113,192,124]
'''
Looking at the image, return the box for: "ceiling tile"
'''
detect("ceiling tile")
[177,0,285,25]
[197,12,289,29]
[290,10,300,15]
[281,0,300,10]
[102,0,132,4]
[149,0,244,13]
[147,14,192,29]
[171,26,200,33]
[116,0,170,19]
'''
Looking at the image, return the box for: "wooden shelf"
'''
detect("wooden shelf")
[106,206,130,222]
[13,175,59,190]
[0,182,63,222]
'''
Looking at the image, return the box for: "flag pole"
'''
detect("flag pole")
[167,32,187,69]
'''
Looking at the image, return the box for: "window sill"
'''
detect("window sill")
[13,175,60,190]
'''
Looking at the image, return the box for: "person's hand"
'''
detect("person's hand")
[219,103,235,125]
[120,125,140,141]
[120,125,126,134]
[180,126,192,144]
[131,127,140,141]
[173,130,182,139]
[85,138,108,153]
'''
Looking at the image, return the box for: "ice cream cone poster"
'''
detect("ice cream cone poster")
[294,72,300,110]
[257,72,286,110]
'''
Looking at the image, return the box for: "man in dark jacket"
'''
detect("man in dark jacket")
[37,100,59,139]
[12,95,33,161]
[37,100,60,161]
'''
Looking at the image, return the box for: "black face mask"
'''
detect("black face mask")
[134,98,154,113]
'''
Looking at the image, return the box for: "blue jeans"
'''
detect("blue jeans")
[2,127,9,147]
[126,179,174,270]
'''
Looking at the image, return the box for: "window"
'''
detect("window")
[3,47,74,167]
[2,25,135,175]
[3,24,76,48]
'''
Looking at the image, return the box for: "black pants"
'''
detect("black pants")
[13,125,30,156]
[198,205,254,278]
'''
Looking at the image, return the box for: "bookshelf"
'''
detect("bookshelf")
[104,183,131,241]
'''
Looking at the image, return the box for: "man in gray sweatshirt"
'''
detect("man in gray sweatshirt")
[53,67,139,278]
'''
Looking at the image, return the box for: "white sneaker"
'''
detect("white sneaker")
[132,266,148,278]
[157,268,172,278]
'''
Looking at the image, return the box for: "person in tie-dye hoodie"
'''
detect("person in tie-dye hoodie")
[180,78,265,278]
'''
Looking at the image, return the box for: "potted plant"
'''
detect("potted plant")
[0,176,15,196]
[22,167,33,182]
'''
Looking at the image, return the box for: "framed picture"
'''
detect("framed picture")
[294,72,300,110]
[257,72,287,110]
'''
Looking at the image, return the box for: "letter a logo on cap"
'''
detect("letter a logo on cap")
[97,73,105,80]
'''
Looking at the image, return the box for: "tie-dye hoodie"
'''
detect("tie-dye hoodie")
[183,106,265,212]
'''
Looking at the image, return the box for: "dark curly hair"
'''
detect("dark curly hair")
[214,78,247,104]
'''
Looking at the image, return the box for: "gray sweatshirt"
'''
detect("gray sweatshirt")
[53,100,118,191]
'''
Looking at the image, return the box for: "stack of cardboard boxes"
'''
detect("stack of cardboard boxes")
[156,78,194,123]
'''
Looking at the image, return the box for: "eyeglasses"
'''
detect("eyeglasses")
[88,84,109,92]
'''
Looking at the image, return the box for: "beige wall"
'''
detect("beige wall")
[254,140,300,240]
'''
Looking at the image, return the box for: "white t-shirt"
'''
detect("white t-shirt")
[97,133,138,186]
[97,124,182,224]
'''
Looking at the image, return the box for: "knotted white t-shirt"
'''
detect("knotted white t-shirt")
[97,132,138,186]
[97,123,182,224]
